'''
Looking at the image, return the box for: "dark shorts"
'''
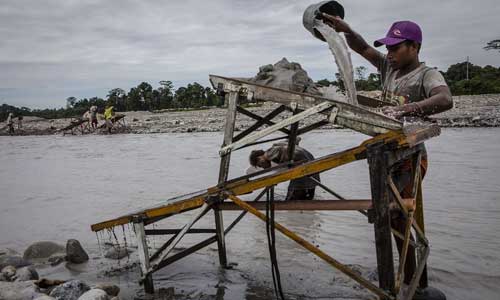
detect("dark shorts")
[391,156,428,219]
[285,188,316,201]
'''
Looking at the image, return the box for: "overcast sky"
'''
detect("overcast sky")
[1,0,499,108]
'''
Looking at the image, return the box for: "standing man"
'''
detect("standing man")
[249,142,320,201]
[6,113,14,135]
[320,14,452,297]
[90,105,98,129]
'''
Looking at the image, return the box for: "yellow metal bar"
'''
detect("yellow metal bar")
[91,196,206,232]
[227,194,393,300]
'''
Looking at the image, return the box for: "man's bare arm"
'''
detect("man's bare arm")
[382,86,453,118]
[321,13,384,69]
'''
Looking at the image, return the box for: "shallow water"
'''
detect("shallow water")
[1,128,499,299]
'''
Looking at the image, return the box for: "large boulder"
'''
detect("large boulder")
[14,266,39,281]
[249,58,321,95]
[23,241,65,260]
[77,289,109,300]
[104,247,131,260]
[0,255,31,269]
[49,280,90,300]
[0,281,46,300]
[66,239,89,264]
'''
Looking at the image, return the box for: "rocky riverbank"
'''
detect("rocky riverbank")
[0,241,128,300]
[1,94,499,136]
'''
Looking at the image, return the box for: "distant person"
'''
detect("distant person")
[17,115,23,130]
[90,105,98,129]
[104,105,115,133]
[248,142,320,200]
[6,113,14,135]
[82,110,91,130]
[320,13,452,296]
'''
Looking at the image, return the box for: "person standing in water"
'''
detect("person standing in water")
[320,13,452,298]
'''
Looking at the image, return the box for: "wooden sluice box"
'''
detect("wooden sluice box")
[91,75,442,300]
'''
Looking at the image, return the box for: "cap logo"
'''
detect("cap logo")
[393,29,401,36]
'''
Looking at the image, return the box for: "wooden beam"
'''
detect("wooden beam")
[220,101,333,156]
[218,200,372,211]
[367,142,395,296]
[209,75,403,136]
[234,105,289,141]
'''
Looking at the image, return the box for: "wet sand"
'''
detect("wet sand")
[1,94,499,136]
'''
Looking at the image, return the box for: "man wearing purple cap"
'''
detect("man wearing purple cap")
[320,14,451,299]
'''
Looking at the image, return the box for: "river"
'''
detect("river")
[1,128,499,299]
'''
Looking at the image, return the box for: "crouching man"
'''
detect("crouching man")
[249,142,320,200]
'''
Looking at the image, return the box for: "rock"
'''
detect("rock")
[104,247,131,260]
[48,254,66,266]
[14,266,39,281]
[77,289,109,300]
[0,248,18,257]
[24,241,65,260]
[1,265,16,280]
[0,272,7,281]
[0,255,31,269]
[250,58,321,95]
[94,283,120,296]
[34,296,57,300]
[0,281,46,300]
[49,280,90,300]
[66,239,89,264]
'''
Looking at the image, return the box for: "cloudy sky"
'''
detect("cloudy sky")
[1,0,499,108]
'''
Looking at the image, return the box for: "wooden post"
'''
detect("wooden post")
[414,154,429,288]
[215,91,238,267]
[133,216,154,294]
[367,142,395,298]
[287,108,299,161]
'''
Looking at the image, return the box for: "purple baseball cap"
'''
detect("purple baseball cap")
[374,20,422,47]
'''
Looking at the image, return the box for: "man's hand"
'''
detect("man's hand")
[382,103,419,120]
[320,13,351,33]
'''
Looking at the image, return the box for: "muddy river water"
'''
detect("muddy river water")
[1,128,499,299]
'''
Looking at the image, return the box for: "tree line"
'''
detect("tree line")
[1,60,499,122]
[316,62,500,96]
[1,81,222,122]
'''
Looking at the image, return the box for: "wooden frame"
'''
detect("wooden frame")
[91,76,441,299]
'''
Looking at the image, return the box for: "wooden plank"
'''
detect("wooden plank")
[209,75,403,136]
[145,229,217,235]
[215,91,239,267]
[219,101,333,155]
[234,105,289,141]
[366,142,395,295]
[218,200,372,211]
[133,218,154,294]
[147,203,211,277]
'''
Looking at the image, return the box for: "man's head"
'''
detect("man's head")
[374,21,422,70]
[249,150,271,169]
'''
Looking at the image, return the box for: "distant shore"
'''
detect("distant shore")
[1,94,499,136]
